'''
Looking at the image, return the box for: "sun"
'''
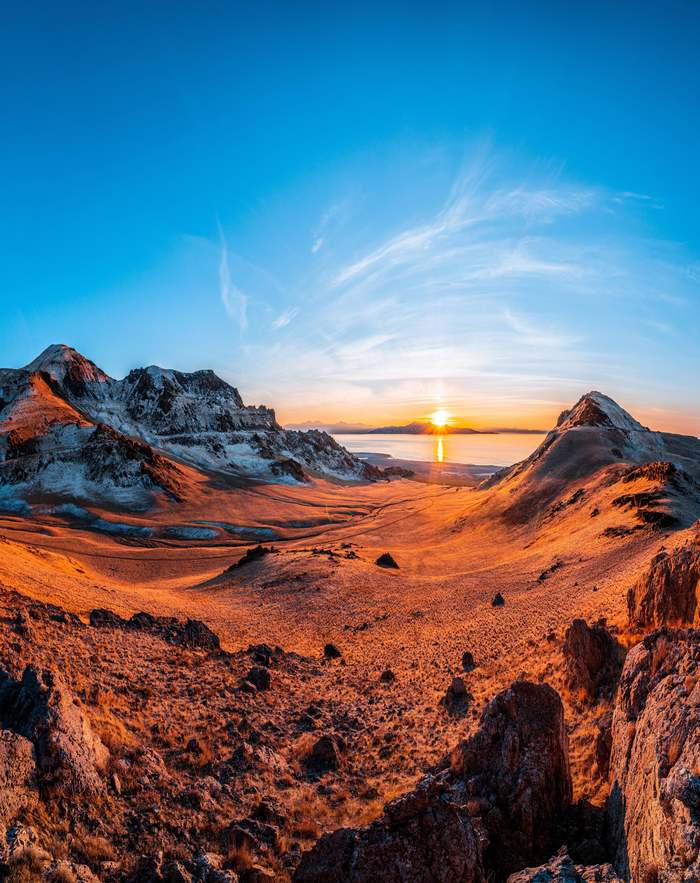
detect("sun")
[430,408,449,428]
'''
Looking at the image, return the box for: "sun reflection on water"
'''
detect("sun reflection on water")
[436,436,444,462]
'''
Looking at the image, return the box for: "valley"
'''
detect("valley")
[0,348,698,882]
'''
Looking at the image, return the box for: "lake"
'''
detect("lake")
[333,433,547,467]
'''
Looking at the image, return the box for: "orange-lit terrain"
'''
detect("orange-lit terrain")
[0,351,698,881]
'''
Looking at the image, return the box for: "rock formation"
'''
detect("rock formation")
[89,607,221,651]
[294,774,485,883]
[627,541,700,630]
[294,680,571,882]
[0,666,108,793]
[607,629,700,881]
[562,619,623,702]
[0,730,37,836]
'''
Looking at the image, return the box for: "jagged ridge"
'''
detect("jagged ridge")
[0,345,377,509]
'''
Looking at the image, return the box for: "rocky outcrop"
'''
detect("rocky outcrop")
[507,848,622,882]
[627,542,700,630]
[0,730,37,833]
[294,775,485,883]
[607,629,700,881]
[562,619,623,702]
[452,680,572,875]
[294,681,571,882]
[303,734,345,776]
[89,607,221,651]
[0,666,108,793]
[83,422,184,500]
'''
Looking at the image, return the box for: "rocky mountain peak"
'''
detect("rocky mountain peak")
[122,365,244,407]
[557,391,647,433]
[24,344,111,387]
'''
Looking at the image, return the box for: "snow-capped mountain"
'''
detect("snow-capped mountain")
[0,345,378,509]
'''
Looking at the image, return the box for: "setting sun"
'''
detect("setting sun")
[431,408,450,428]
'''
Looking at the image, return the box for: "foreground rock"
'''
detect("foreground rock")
[562,619,623,702]
[607,629,700,881]
[507,848,622,882]
[294,774,484,883]
[627,541,700,630]
[453,680,572,875]
[0,731,37,834]
[0,666,108,793]
[294,681,571,882]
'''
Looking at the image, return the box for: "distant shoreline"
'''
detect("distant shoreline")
[358,450,499,487]
[286,427,548,435]
[332,428,547,436]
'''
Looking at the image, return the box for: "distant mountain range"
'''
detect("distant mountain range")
[367,421,484,435]
[286,421,546,435]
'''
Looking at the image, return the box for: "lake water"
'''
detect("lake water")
[333,433,547,467]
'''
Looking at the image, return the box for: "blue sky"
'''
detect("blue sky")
[1,1,698,431]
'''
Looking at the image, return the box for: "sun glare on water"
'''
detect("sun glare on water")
[431,408,449,428]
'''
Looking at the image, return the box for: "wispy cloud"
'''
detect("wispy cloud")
[311,201,348,254]
[208,145,698,428]
[272,307,299,329]
[333,157,596,289]
[612,191,663,209]
[218,225,248,331]
[502,308,580,349]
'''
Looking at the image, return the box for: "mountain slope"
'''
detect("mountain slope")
[481,391,700,528]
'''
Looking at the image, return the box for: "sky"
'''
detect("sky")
[1,1,699,433]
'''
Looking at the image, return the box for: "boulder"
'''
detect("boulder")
[562,619,623,701]
[492,592,505,606]
[303,734,345,775]
[375,553,399,569]
[247,644,284,668]
[0,666,108,793]
[294,681,571,881]
[245,667,271,691]
[442,676,471,716]
[323,643,342,659]
[607,629,700,881]
[462,650,476,671]
[627,542,700,630]
[193,852,239,882]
